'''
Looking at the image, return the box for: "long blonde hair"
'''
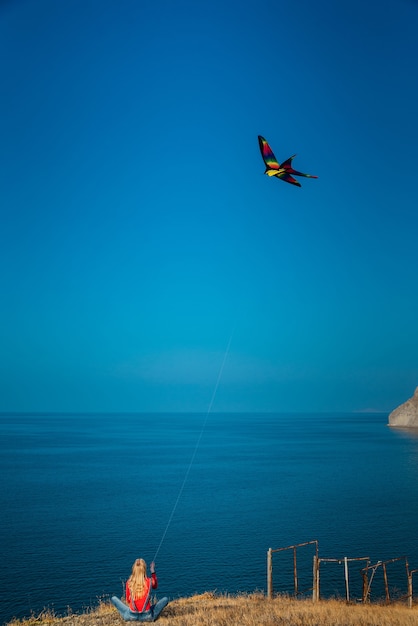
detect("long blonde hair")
[128,558,148,599]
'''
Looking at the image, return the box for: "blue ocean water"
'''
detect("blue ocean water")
[1,412,418,624]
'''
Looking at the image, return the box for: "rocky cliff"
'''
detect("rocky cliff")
[388,387,418,427]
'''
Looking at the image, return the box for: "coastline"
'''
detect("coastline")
[6,593,418,626]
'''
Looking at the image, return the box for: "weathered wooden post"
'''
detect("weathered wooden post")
[362,569,369,603]
[344,557,350,602]
[267,548,273,599]
[312,555,319,602]
[408,571,413,609]
[293,546,298,596]
[383,563,390,603]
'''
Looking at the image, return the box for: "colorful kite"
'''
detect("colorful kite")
[258,135,318,188]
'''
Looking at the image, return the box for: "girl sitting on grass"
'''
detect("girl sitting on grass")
[111,558,168,622]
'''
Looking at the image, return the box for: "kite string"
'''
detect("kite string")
[152,330,234,562]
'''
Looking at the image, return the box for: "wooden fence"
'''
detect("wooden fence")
[361,557,414,606]
[267,541,318,599]
[267,541,418,607]
[312,556,370,602]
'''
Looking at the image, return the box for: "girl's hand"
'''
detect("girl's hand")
[150,561,155,574]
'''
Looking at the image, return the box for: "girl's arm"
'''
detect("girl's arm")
[150,561,158,589]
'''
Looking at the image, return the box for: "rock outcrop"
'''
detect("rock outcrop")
[388,387,418,427]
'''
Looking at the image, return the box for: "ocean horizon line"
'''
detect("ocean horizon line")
[0,409,389,416]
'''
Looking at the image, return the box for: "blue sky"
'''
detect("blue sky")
[1,0,418,413]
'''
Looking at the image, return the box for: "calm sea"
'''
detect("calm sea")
[1,412,418,624]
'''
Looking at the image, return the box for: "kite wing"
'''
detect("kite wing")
[280,172,302,187]
[280,155,318,180]
[258,135,280,170]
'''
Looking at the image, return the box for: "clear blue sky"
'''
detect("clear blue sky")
[1,0,418,413]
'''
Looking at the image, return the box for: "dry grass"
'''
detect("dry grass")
[6,592,418,626]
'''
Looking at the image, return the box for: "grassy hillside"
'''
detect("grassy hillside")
[7,592,418,626]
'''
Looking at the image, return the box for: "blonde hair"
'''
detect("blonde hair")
[128,558,147,599]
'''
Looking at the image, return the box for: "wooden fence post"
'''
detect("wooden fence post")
[408,572,413,609]
[383,563,390,603]
[344,557,350,602]
[293,546,298,596]
[267,548,273,599]
[312,555,319,602]
[362,569,369,603]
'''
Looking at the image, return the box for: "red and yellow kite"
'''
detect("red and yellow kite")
[258,135,318,188]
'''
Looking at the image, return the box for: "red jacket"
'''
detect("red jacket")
[126,573,158,612]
